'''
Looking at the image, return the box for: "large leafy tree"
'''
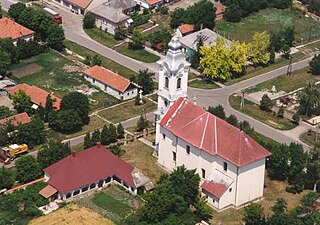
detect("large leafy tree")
[207,104,226,119]
[128,29,144,50]
[15,118,46,148]
[309,54,320,75]
[0,166,15,189]
[0,106,15,120]
[60,92,90,125]
[248,32,270,65]
[83,12,96,29]
[15,155,42,184]
[46,24,65,51]
[37,141,71,169]
[49,109,83,133]
[12,90,32,114]
[131,69,154,94]
[0,49,11,77]
[243,203,266,225]
[298,82,320,116]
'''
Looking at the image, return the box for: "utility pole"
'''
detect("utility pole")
[240,90,245,110]
[286,56,292,77]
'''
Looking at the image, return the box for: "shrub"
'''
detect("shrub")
[309,54,320,75]
[285,185,298,194]
[292,113,300,124]
[277,106,285,118]
[131,14,150,27]
[83,12,96,29]
[260,94,273,111]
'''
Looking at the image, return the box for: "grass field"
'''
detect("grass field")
[247,67,320,93]
[300,130,320,146]
[216,8,320,43]
[85,28,120,48]
[10,52,119,111]
[188,79,220,89]
[114,43,160,63]
[29,204,114,225]
[226,52,307,85]
[64,40,138,79]
[98,98,157,123]
[210,178,309,225]
[229,95,297,130]
[122,140,165,183]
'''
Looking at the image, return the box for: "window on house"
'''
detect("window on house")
[162,133,166,140]
[93,79,96,83]
[201,168,206,178]
[173,151,176,162]
[212,198,215,203]
[177,78,181,89]
[223,162,228,171]
[165,77,169,88]
[229,188,232,192]
[186,145,190,154]
[127,93,129,96]
[164,100,168,107]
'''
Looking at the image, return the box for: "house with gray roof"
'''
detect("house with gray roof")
[89,0,136,35]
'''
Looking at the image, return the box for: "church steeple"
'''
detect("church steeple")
[154,37,190,156]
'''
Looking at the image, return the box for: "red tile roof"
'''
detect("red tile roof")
[201,181,228,198]
[39,185,58,199]
[0,112,31,126]
[8,84,61,110]
[146,0,161,5]
[178,24,195,34]
[84,66,132,93]
[0,17,34,40]
[215,7,224,15]
[67,0,93,9]
[44,144,136,194]
[160,98,271,167]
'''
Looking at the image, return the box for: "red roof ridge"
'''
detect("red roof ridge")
[200,113,209,149]
[0,112,31,126]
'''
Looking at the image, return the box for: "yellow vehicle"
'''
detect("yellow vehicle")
[2,144,28,158]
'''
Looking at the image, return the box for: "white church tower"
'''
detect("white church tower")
[154,37,191,155]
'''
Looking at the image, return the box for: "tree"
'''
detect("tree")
[292,112,300,125]
[37,141,71,169]
[135,93,142,105]
[298,82,320,116]
[8,3,26,21]
[131,69,154,94]
[309,54,320,75]
[44,94,54,122]
[0,166,15,189]
[277,106,285,118]
[12,90,32,114]
[0,106,15,120]
[60,92,90,125]
[92,54,102,66]
[91,130,101,144]
[243,204,266,225]
[269,48,275,64]
[109,144,123,157]
[15,118,46,148]
[49,109,83,133]
[207,104,226,119]
[170,8,185,28]
[108,124,117,143]
[224,3,242,22]
[15,155,42,184]
[100,125,110,145]
[84,133,95,149]
[0,49,11,77]
[117,123,125,139]
[226,114,239,127]
[83,12,96,29]
[190,37,203,69]
[128,29,144,50]
[136,114,148,132]
[248,32,270,65]
[260,94,273,111]
[272,198,287,216]
[271,0,292,9]
[114,26,126,40]
[194,196,213,221]
[46,24,65,51]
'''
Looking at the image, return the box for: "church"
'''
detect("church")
[154,37,271,211]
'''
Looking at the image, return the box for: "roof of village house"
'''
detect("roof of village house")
[84,65,134,93]
[160,98,271,167]
[67,0,93,9]
[8,83,61,110]
[90,1,130,23]
[179,28,231,51]
[0,112,31,126]
[39,184,58,199]
[43,144,138,194]
[215,7,224,15]
[178,24,195,34]
[0,17,34,40]
[201,181,228,198]
[145,0,161,5]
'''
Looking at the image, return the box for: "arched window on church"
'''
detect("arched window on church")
[165,77,169,89]
[177,78,181,89]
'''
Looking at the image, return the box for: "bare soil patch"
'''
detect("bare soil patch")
[12,63,42,78]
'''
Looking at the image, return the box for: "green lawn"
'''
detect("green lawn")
[64,40,138,79]
[247,67,320,93]
[226,52,306,85]
[188,79,220,89]
[84,28,120,48]
[98,98,157,123]
[229,95,297,130]
[10,52,119,111]
[216,8,320,43]
[92,192,132,218]
[300,130,320,146]
[114,43,160,63]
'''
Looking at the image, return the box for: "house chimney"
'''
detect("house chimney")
[72,151,76,158]
[96,142,101,148]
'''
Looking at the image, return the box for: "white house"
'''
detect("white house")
[154,37,271,211]
[134,0,162,9]
[0,17,34,45]
[84,65,138,100]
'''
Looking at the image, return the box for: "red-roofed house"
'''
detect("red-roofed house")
[157,98,271,210]
[39,143,153,201]
[134,0,162,9]
[84,65,138,100]
[0,17,34,45]
[177,24,195,37]
[8,84,61,110]
[0,112,31,126]
[215,6,225,20]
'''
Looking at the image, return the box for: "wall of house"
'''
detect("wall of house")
[94,16,127,35]
[53,0,83,15]
[122,88,138,100]
[13,34,34,46]
[134,0,150,9]
[235,158,266,207]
